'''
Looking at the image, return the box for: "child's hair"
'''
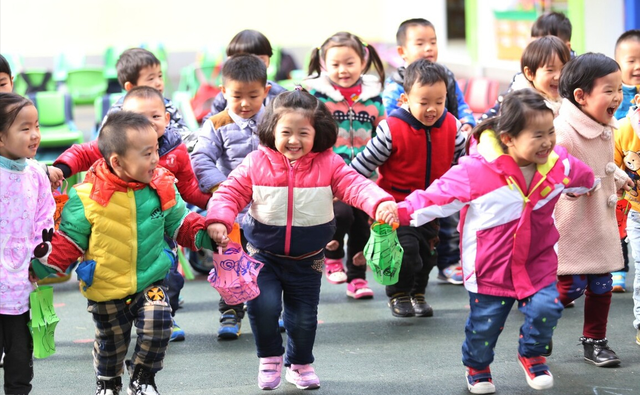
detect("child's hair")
[558,52,620,107]
[308,31,385,82]
[123,86,165,106]
[521,36,571,76]
[615,29,640,56]
[396,18,435,47]
[221,53,267,86]
[531,12,572,41]
[0,92,33,136]
[0,54,12,76]
[471,89,553,150]
[98,111,154,160]
[258,89,337,153]
[403,59,448,92]
[116,48,161,88]
[227,30,273,58]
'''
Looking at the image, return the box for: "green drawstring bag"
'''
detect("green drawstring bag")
[27,285,59,359]
[364,222,404,285]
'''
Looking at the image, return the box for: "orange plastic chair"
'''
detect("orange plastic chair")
[464,77,500,116]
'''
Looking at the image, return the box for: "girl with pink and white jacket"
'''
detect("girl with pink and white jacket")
[206,90,397,391]
[0,93,55,394]
[398,89,596,394]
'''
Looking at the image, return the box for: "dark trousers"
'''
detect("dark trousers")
[246,250,323,366]
[163,237,184,317]
[218,229,248,319]
[557,273,613,339]
[324,201,370,282]
[436,212,461,271]
[0,312,33,394]
[386,221,439,297]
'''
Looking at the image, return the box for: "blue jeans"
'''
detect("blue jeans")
[246,249,323,366]
[625,209,640,329]
[462,282,562,369]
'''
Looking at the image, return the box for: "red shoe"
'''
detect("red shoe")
[517,353,553,390]
[465,366,495,394]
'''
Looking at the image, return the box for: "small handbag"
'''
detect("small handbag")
[207,241,263,305]
[27,285,60,359]
[363,222,404,285]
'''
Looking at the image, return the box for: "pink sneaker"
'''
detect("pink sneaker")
[258,356,283,390]
[285,364,320,390]
[346,278,374,299]
[324,259,347,284]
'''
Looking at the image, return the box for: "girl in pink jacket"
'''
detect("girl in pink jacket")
[397,89,596,394]
[206,90,397,391]
[0,93,55,394]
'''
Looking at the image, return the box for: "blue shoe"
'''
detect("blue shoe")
[278,315,285,333]
[611,271,626,293]
[170,319,185,342]
[218,309,241,340]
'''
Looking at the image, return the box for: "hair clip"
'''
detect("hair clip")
[317,46,321,51]
[294,85,303,91]
[361,41,368,47]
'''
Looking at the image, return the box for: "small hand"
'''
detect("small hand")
[33,228,54,259]
[624,177,634,192]
[207,223,229,249]
[375,201,399,226]
[48,166,64,190]
[460,123,473,136]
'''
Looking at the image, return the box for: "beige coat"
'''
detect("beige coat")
[554,99,628,275]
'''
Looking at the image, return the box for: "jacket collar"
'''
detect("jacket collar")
[228,106,265,131]
[303,74,382,102]
[258,145,321,171]
[389,106,448,130]
[557,98,617,139]
[85,158,177,210]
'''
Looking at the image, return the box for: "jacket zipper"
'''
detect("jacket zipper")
[284,162,295,256]
[425,129,432,188]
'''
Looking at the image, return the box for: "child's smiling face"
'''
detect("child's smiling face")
[576,70,622,125]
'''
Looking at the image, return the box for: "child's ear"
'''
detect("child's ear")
[108,154,121,171]
[397,45,407,61]
[263,84,271,97]
[123,81,135,91]
[574,88,586,105]
[164,111,170,125]
[399,92,408,105]
[523,66,535,82]
[500,133,514,147]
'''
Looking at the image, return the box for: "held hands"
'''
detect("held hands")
[207,223,229,249]
[48,166,64,191]
[375,201,399,226]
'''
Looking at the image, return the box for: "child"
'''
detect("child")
[554,53,632,367]
[613,93,640,345]
[614,29,640,120]
[382,18,475,286]
[302,31,386,298]
[30,111,216,395]
[202,29,287,121]
[0,93,55,395]
[103,48,196,150]
[205,90,398,390]
[191,53,271,340]
[351,59,464,317]
[52,86,211,342]
[397,89,596,393]
[0,54,14,92]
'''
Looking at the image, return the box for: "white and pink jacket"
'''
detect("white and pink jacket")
[0,158,55,315]
[398,130,595,299]
[205,145,394,258]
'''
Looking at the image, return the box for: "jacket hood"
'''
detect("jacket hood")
[158,127,182,157]
[303,74,382,102]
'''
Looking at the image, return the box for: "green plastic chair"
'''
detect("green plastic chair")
[103,45,128,80]
[92,92,123,136]
[172,91,199,132]
[52,52,86,84]
[29,91,83,148]
[13,69,56,96]
[65,67,108,105]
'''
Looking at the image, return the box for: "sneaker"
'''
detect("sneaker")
[218,309,241,340]
[324,258,347,284]
[517,353,554,390]
[580,337,621,367]
[465,366,495,394]
[388,293,415,317]
[170,319,185,342]
[636,329,640,346]
[285,364,320,390]
[96,376,122,395]
[611,271,626,292]
[346,278,374,299]
[127,365,160,395]
[411,294,433,317]
[258,356,283,390]
[438,264,464,285]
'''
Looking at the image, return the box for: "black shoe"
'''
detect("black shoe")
[388,293,415,317]
[411,294,433,317]
[542,338,553,357]
[580,337,621,367]
[128,364,160,394]
[96,376,122,395]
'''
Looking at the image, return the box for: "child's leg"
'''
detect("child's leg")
[344,207,370,282]
[556,274,588,306]
[325,201,354,260]
[411,221,440,295]
[517,282,563,357]
[281,254,323,366]
[462,292,514,369]
[88,300,135,378]
[625,209,640,329]
[130,284,173,372]
[0,312,33,394]
[583,274,613,339]
[246,252,285,358]
[436,212,461,272]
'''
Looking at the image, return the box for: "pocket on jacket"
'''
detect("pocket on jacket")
[0,235,29,272]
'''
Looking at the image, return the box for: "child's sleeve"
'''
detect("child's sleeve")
[381,79,402,116]
[562,154,596,194]
[398,164,471,227]
[452,119,466,166]
[33,169,56,246]
[170,143,211,209]
[454,81,476,127]
[190,120,229,193]
[163,186,216,251]
[53,141,102,179]
[350,120,393,178]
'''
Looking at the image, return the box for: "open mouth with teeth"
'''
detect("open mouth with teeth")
[607,106,616,116]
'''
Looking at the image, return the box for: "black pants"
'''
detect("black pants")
[324,201,371,282]
[218,229,248,319]
[386,221,439,298]
[0,312,33,394]
[163,236,184,317]
[436,212,461,271]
